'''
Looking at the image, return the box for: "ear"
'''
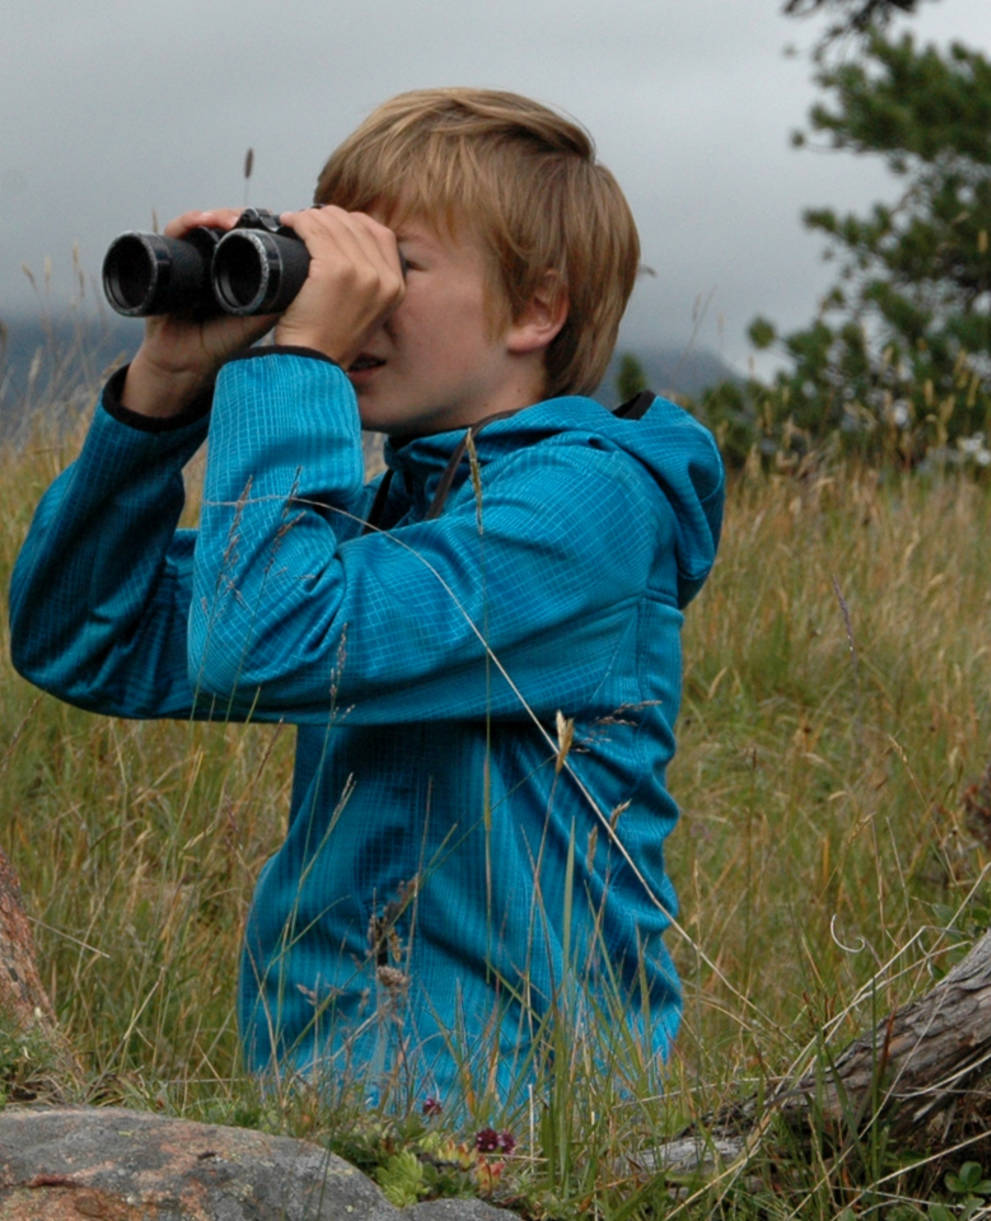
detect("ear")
[505,271,568,356]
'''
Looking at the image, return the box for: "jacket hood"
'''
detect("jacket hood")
[384,392,724,607]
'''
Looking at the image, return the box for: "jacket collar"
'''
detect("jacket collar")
[371,395,609,527]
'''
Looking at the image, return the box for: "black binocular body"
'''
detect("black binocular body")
[102,209,309,318]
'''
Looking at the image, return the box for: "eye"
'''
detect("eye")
[396,243,423,272]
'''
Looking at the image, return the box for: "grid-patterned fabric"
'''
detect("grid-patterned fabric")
[10,350,724,1111]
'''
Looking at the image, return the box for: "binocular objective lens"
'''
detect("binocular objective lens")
[213,232,272,314]
[105,236,158,313]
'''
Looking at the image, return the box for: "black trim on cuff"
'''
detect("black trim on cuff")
[222,345,342,370]
[101,365,214,434]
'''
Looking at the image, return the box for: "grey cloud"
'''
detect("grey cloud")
[3,0,990,373]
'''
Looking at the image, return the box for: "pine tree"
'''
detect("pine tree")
[616,352,648,402]
[782,0,934,40]
[701,29,991,466]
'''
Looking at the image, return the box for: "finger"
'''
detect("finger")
[343,210,406,279]
[282,207,403,281]
[281,209,406,319]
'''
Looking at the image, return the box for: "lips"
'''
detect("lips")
[348,355,385,372]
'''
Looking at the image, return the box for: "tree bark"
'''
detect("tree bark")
[780,927,991,1141]
[653,927,991,1176]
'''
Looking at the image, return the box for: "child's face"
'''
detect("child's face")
[345,210,538,435]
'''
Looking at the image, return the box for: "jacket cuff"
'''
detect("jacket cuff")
[101,365,215,434]
[222,345,341,369]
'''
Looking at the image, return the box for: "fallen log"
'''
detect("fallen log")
[780,926,991,1140]
[654,926,991,1177]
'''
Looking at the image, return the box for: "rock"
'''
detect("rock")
[0,1106,521,1220]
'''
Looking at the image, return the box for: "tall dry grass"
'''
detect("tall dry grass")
[1,378,990,1216]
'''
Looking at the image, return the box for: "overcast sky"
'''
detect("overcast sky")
[4,0,991,376]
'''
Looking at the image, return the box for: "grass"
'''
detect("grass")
[1,358,990,1217]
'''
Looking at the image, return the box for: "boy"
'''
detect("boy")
[9,89,723,1112]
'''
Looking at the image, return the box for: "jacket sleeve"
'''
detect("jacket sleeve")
[189,350,680,726]
[9,396,210,718]
[8,358,375,721]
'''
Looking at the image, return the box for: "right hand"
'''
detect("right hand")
[122,209,277,419]
[273,206,405,367]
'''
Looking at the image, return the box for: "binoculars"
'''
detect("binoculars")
[102,208,309,317]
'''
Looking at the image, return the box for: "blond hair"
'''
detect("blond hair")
[314,88,640,398]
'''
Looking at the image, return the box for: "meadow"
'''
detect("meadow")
[1,363,989,1218]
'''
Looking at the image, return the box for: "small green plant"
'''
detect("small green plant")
[942,1160,991,1214]
[0,1019,71,1106]
[335,1100,521,1209]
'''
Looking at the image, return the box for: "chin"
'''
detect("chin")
[356,405,400,434]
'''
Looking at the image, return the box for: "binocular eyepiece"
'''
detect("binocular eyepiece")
[102,209,310,318]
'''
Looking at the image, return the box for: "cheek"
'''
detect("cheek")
[395,279,495,371]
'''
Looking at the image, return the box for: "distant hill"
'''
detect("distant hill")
[598,344,741,406]
[0,313,740,429]
[0,315,143,417]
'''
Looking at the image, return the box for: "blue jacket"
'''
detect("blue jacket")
[10,348,723,1110]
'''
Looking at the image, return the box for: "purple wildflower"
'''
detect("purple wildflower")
[475,1127,499,1153]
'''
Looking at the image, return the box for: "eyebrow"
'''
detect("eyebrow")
[393,228,445,258]
[393,222,435,243]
